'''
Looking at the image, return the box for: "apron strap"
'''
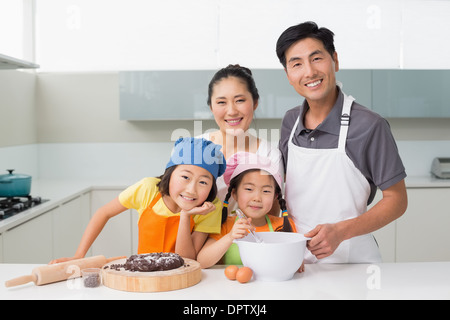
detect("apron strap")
[288,89,355,153]
[337,93,355,152]
[288,115,301,145]
[265,215,274,232]
[149,192,162,208]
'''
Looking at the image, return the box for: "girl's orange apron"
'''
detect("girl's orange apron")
[137,193,195,254]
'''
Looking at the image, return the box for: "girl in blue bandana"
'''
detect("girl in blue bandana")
[50,138,226,264]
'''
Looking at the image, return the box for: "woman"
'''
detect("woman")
[201,65,283,216]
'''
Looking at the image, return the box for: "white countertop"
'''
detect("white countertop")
[2,178,450,301]
[1,175,449,236]
[0,178,130,233]
[405,175,450,188]
[1,262,449,300]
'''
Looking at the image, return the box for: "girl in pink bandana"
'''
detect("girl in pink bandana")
[197,152,298,268]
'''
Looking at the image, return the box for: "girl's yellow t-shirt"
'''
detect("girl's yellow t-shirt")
[118,177,222,234]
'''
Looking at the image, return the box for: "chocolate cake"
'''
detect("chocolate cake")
[105,252,185,272]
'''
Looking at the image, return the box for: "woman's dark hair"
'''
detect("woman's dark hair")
[276,21,335,69]
[157,166,218,204]
[222,169,293,232]
[207,64,260,106]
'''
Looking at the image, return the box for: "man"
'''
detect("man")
[277,21,407,263]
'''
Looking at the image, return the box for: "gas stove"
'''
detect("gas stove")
[0,196,49,221]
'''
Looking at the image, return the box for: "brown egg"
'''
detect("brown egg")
[224,265,239,280]
[236,267,253,283]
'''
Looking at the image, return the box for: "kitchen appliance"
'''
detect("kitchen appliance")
[431,157,450,179]
[0,169,32,197]
[0,196,49,220]
[4,255,125,287]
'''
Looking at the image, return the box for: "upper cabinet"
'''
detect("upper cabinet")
[217,0,404,69]
[119,70,216,120]
[401,1,450,69]
[119,69,373,120]
[120,69,450,120]
[34,0,450,71]
[372,70,450,118]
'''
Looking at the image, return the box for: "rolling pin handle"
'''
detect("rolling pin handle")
[106,256,127,263]
[4,274,37,288]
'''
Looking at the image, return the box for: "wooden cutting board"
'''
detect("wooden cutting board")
[101,258,201,292]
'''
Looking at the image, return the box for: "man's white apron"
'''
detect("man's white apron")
[285,92,382,263]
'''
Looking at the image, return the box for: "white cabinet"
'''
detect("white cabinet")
[34,0,450,71]
[2,184,448,264]
[37,0,219,71]
[52,193,90,258]
[372,187,450,263]
[1,192,90,263]
[402,1,450,69]
[3,209,53,263]
[1,188,133,264]
[89,189,134,258]
[396,188,450,262]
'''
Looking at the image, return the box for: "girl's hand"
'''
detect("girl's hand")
[229,217,254,240]
[181,201,215,216]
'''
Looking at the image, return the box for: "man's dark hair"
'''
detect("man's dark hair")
[276,21,336,68]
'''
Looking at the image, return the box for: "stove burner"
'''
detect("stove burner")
[0,196,49,220]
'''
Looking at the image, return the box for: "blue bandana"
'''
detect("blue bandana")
[166,137,226,179]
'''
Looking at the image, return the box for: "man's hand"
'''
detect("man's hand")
[304,223,344,259]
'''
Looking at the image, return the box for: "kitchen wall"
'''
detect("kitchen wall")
[2,70,450,181]
[42,72,450,179]
[0,70,36,147]
[1,0,450,182]
[0,70,39,178]
[34,72,284,181]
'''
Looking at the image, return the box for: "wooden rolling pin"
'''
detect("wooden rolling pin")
[4,255,125,288]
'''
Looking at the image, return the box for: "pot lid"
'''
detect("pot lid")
[0,169,31,181]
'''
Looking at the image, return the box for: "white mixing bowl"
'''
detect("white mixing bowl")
[234,232,308,281]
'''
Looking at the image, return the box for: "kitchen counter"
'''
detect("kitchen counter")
[406,175,450,188]
[0,179,130,233]
[1,262,449,300]
[1,175,449,234]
